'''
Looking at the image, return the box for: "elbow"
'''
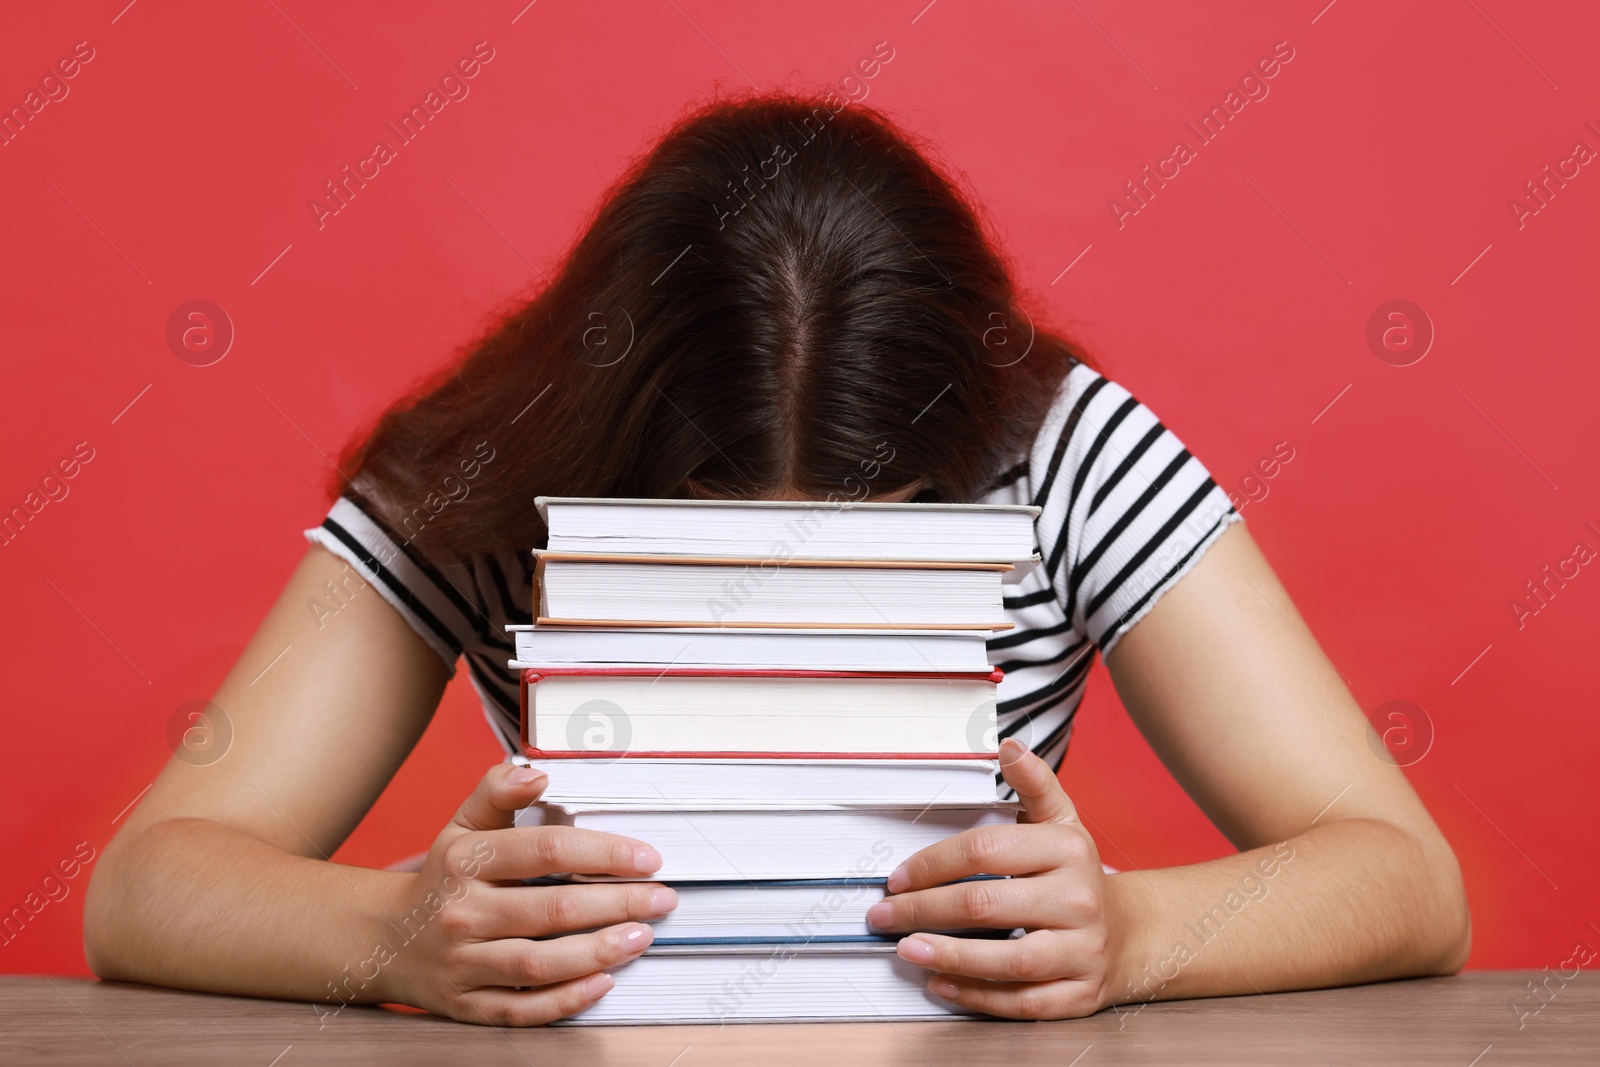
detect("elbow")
[1434,879,1473,975]
[81,832,136,981]
[1418,832,1472,975]
[1443,913,1473,975]
[81,858,118,980]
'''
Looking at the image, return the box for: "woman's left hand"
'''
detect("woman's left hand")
[864,737,1129,1019]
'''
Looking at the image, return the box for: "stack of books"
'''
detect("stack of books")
[508,495,1040,1024]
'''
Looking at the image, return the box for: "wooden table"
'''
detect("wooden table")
[1,973,1591,1065]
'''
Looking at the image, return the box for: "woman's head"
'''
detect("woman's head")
[341,89,1087,553]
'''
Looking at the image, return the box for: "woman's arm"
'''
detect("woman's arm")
[84,544,447,1000]
[84,545,673,1024]
[1092,521,1470,1000]
[867,523,1470,1018]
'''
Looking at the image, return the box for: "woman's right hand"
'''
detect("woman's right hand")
[375,762,676,1025]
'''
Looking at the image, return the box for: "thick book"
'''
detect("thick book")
[518,667,1000,760]
[506,624,995,673]
[536,494,1041,573]
[558,942,980,1024]
[507,753,999,805]
[514,802,1018,881]
[531,552,1013,629]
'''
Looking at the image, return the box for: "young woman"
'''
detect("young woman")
[84,92,1470,1025]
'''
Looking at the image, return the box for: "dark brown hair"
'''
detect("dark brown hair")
[337,88,1089,556]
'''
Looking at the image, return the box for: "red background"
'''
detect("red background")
[2,0,1594,976]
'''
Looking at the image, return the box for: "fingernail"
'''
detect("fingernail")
[647,887,678,916]
[621,924,654,952]
[865,901,893,929]
[927,977,960,999]
[885,865,910,893]
[632,845,662,873]
[585,973,615,998]
[898,937,935,965]
[509,767,545,786]
[999,738,1027,765]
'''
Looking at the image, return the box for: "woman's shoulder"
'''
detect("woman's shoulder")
[303,476,527,670]
[976,361,1125,503]
[982,360,1240,652]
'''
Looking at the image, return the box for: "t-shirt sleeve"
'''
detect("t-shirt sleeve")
[1030,365,1242,655]
[302,479,483,673]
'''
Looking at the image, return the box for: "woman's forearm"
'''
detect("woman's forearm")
[84,817,410,1011]
[1106,817,1470,1009]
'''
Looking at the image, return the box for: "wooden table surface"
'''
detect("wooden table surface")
[1,972,1591,1065]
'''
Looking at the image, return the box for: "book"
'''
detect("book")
[523,875,1013,944]
[515,802,1018,881]
[536,495,1041,572]
[518,667,1000,759]
[557,941,982,1024]
[507,624,995,673]
[508,753,1000,805]
[637,879,903,944]
[532,552,1013,629]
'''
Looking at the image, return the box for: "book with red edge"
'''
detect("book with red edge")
[519,666,1002,761]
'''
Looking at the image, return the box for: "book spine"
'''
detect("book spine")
[534,550,1015,571]
[649,935,898,946]
[534,617,1013,631]
[520,667,530,755]
[522,667,1004,682]
[521,748,999,760]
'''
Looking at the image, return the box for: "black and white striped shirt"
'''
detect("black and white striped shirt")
[305,364,1241,796]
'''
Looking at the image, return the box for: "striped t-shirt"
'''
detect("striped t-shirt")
[305,363,1241,797]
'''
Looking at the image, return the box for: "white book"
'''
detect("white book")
[508,754,1000,805]
[534,554,1010,628]
[544,876,1009,944]
[516,803,1018,881]
[639,880,896,943]
[559,942,980,1024]
[536,495,1041,572]
[507,625,994,673]
[522,671,998,757]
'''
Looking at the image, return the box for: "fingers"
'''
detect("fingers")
[465,826,663,882]
[867,875,1098,933]
[923,971,1102,1021]
[999,738,1079,825]
[476,881,678,939]
[452,923,655,989]
[895,928,1100,983]
[452,764,550,833]
[449,972,616,1027]
[886,822,1090,892]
